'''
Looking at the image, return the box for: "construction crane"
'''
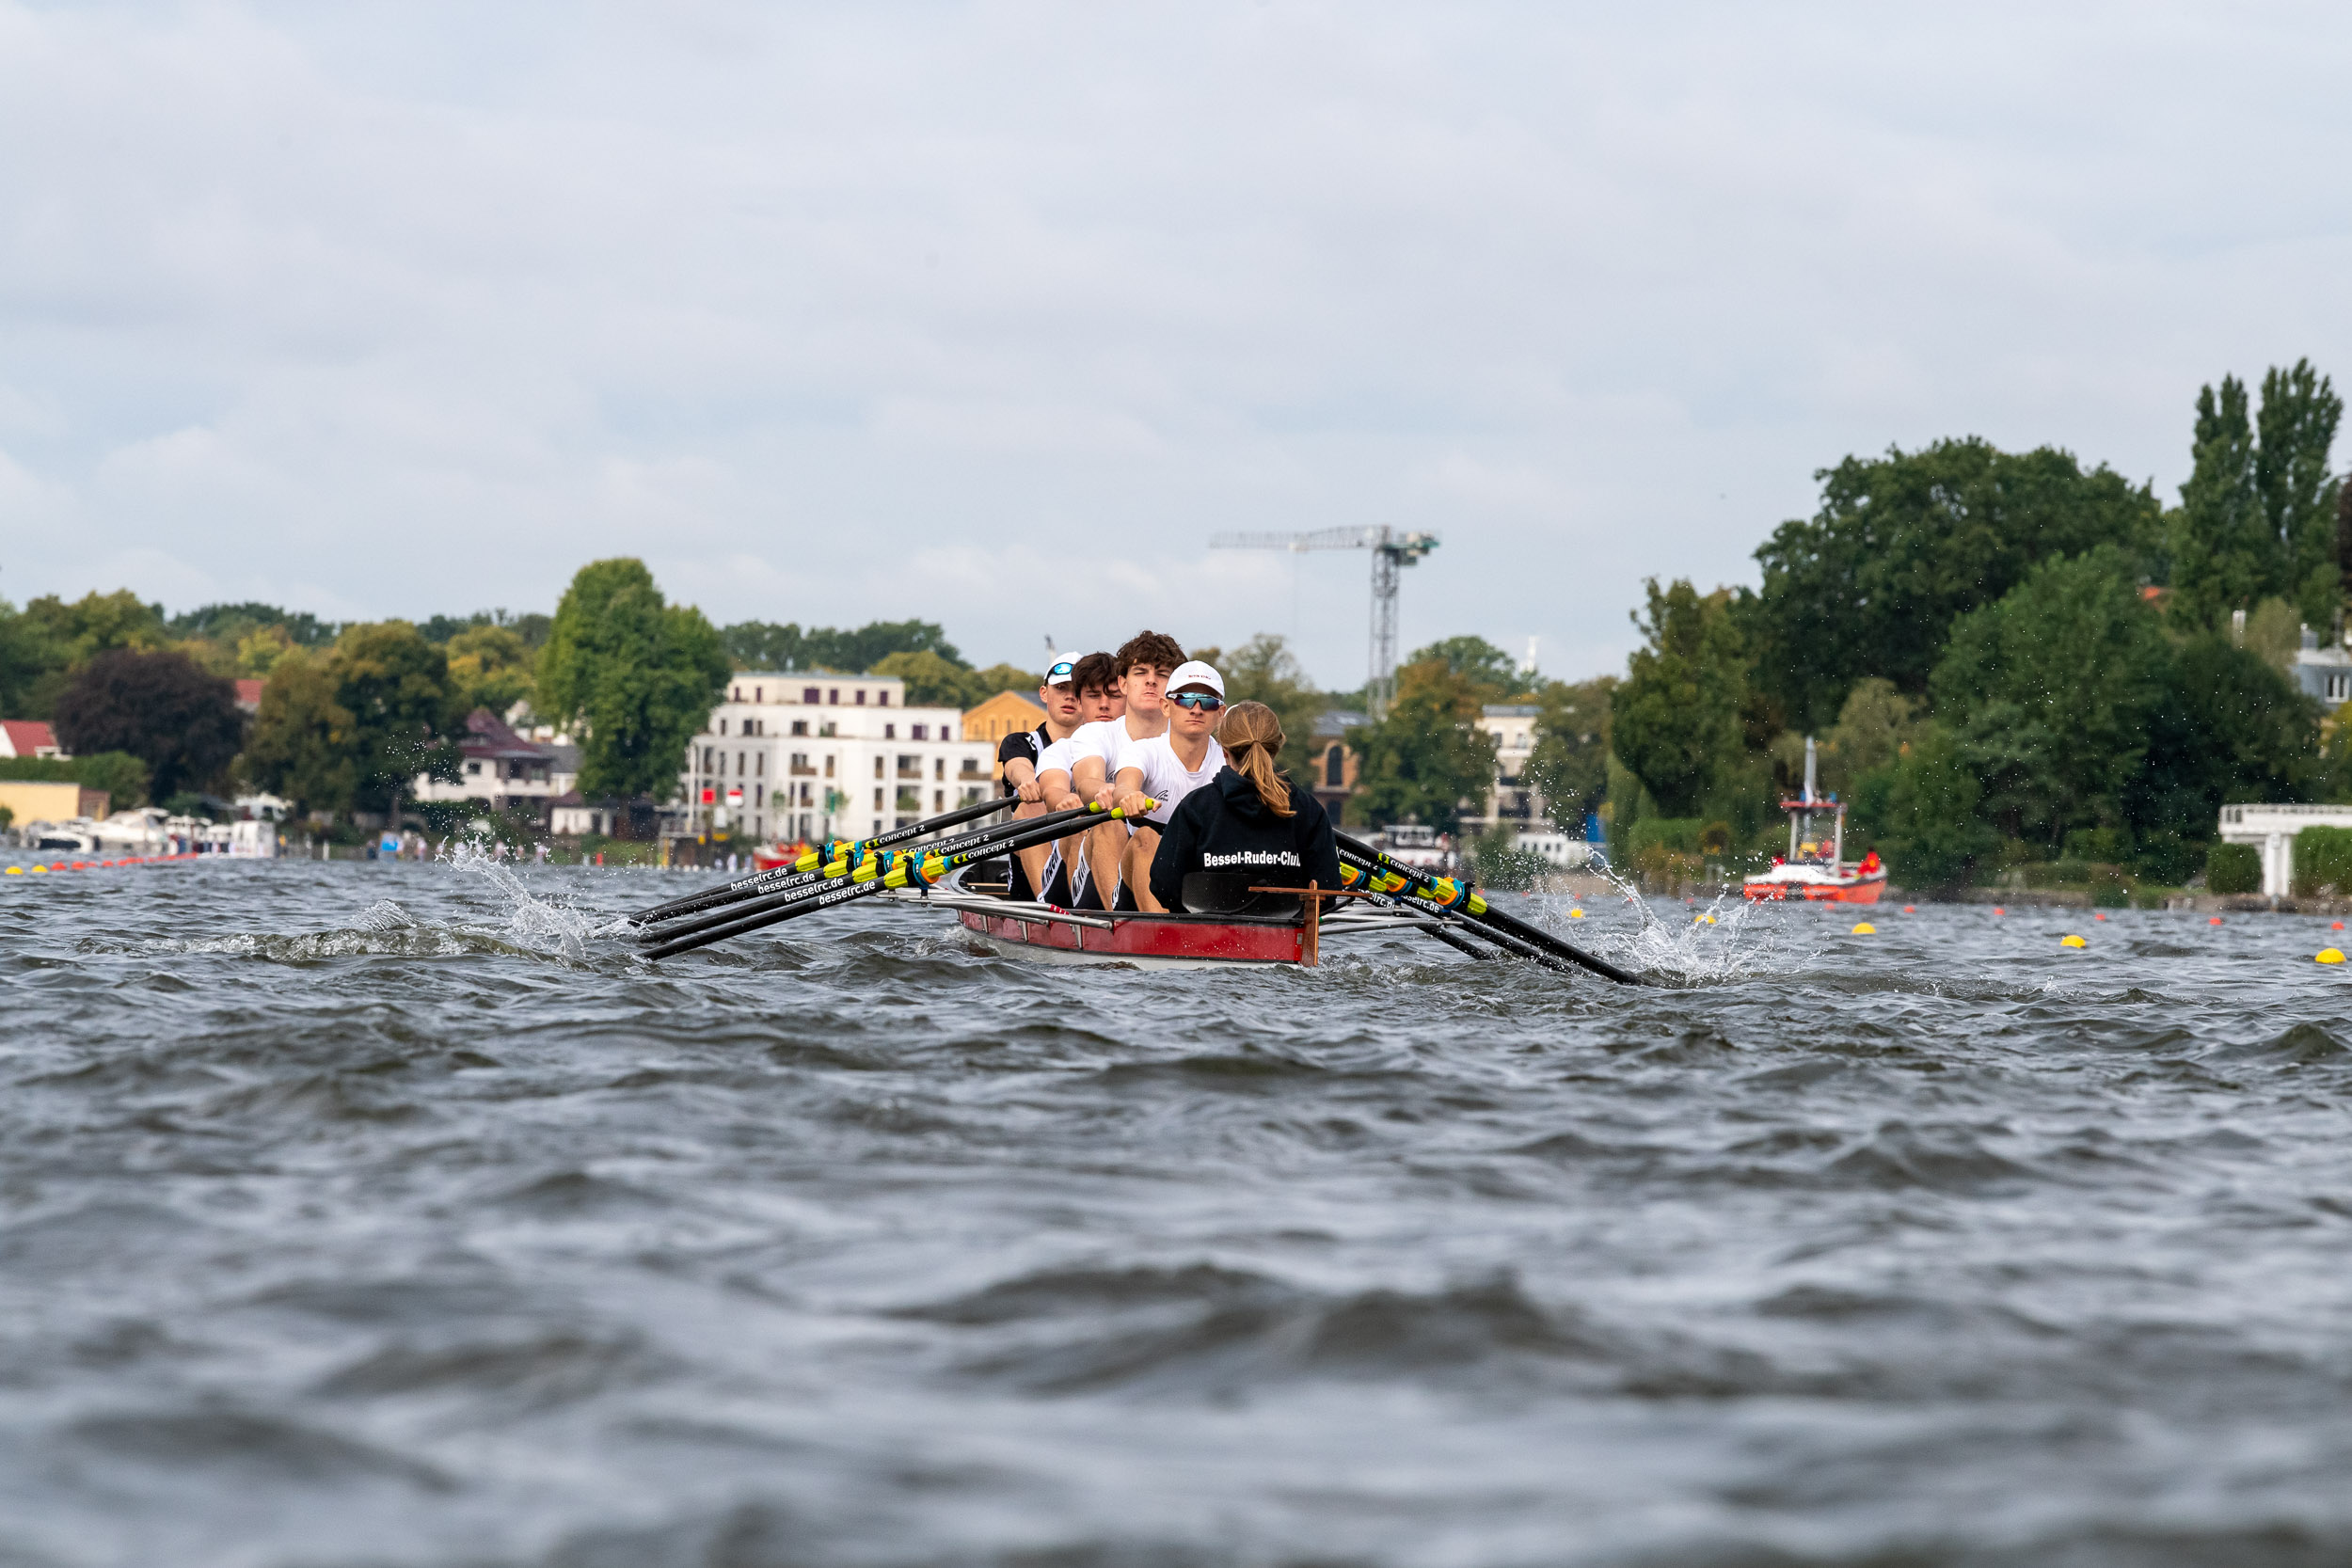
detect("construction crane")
[1208,526,1438,717]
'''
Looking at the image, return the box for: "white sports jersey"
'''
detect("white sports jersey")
[1113,734,1226,824]
[1050,718,1164,782]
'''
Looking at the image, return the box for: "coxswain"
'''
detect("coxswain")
[1148,700,1340,913]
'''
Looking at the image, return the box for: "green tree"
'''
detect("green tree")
[2257,359,2344,625]
[870,649,977,708]
[167,602,338,648]
[1611,579,1747,817]
[1931,547,2168,850]
[722,618,965,673]
[1344,656,1497,831]
[538,560,730,801]
[1524,675,1614,832]
[1745,438,2161,729]
[241,649,358,818]
[1190,634,1324,787]
[1850,724,1994,888]
[1406,635,1521,698]
[1787,677,1923,800]
[0,600,63,718]
[445,624,536,716]
[2173,362,2344,629]
[53,649,245,800]
[2134,637,2314,839]
[331,623,465,816]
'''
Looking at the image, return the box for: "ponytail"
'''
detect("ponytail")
[1218,701,1295,818]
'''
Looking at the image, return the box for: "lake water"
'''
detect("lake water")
[5,851,2352,1566]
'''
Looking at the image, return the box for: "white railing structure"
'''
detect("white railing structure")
[2217,803,2352,896]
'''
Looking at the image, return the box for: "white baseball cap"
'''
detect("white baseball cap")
[1167,659,1224,697]
[1042,657,1077,688]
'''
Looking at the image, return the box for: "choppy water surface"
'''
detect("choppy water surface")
[6,856,2352,1567]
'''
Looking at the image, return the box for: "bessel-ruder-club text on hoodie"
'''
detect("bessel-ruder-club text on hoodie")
[1149,766,1343,913]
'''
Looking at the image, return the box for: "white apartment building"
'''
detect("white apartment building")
[683,672,995,842]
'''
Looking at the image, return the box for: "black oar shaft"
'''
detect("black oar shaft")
[637,815,1030,941]
[629,794,1020,926]
[1337,852,1559,969]
[644,807,1124,961]
[640,803,1101,947]
[1330,829,1642,986]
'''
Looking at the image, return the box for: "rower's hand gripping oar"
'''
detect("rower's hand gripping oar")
[628,792,1022,927]
[1330,829,1645,986]
[643,800,1156,962]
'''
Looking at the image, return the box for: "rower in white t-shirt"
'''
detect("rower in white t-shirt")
[1042,630,1183,908]
[1110,659,1227,912]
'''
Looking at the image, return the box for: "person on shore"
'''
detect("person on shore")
[1148,700,1340,914]
[1040,630,1184,908]
[1109,660,1227,912]
[996,657,1086,900]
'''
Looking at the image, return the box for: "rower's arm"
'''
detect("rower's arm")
[1039,765,1077,812]
[1073,753,1114,806]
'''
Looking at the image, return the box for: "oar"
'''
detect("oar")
[629,794,1021,927]
[638,801,1107,948]
[634,808,1046,937]
[1330,829,1645,986]
[644,802,1155,962]
[1335,856,1566,969]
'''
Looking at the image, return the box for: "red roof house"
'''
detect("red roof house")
[0,721,61,759]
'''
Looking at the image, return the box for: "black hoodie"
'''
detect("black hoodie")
[1150,766,1343,912]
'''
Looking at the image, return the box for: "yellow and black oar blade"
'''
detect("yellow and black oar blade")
[628,794,1022,927]
[637,802,1104,949]
[644,802,1152,961]
[1331,829,1644,986]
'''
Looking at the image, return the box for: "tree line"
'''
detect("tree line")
[1595,359,2347,888]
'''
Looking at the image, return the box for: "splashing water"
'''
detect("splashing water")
[441,839,625,959]
[1523,863,1823,986]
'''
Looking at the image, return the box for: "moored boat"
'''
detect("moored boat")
[1742,736,1888,904]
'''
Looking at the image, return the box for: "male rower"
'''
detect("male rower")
[1041,630,1183,908]
[996,657,1087,899]
[1109,660,1227,911]
[1031,651,1125,906]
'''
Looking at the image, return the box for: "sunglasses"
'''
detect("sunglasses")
[1169,691,1224,712]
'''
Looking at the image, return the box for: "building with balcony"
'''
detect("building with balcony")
[410,708,579,821]
[682,673,995,842]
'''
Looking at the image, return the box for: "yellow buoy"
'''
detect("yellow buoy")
[1567,908,1584,918]
[1850,922,1875,935]
[1694,913,1714,925]
[2060,934,2087,948]
[3,866,19,876]
[28,864,45,875]
[2317,948,2345,965]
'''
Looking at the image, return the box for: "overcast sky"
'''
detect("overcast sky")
[3,2,2347,689]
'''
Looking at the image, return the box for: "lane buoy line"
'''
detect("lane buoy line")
[4,853,202,878]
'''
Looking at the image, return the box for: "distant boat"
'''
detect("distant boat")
[1742,736,1887,904]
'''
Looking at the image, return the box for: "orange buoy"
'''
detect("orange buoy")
[2210,916,2223,926]
[1902,905,1916,913]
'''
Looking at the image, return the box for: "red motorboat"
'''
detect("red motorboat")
[1741,736,1888,904]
